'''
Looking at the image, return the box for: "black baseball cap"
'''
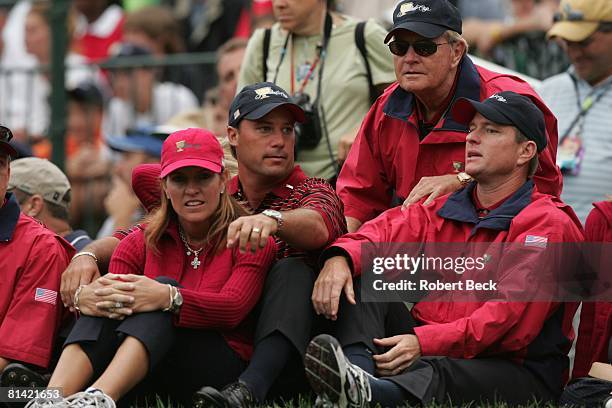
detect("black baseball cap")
[451,91,547,152]
[67,82,104,108]
[228,82,305,127]
[0,125,17,158]
[385,0,462,43]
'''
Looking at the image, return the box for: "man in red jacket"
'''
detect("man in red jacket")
[337,0,562,233]
[307,92,583,407]
[0,126,73,381]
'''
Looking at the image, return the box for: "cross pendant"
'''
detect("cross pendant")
[191,256,201,269]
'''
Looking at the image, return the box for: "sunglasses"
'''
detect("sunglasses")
[388,39,450,57]
[0,126,13,143]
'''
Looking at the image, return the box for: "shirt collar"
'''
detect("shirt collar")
[0,193,21,241]
[228,166,308,200]
[383,55,481,132]
[437,179,535,235]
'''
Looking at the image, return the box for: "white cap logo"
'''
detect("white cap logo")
[233,109,240,119]
[489,94,507,103]
[397,2,431,17]
[254,86,289,100]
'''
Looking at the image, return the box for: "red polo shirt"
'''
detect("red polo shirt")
[0,194,74,368]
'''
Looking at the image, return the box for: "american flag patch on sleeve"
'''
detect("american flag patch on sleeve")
[35,288,58,305]
[524,235,548,248]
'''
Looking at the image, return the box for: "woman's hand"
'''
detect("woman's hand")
[93,274,170,315]
[75,277,133,319]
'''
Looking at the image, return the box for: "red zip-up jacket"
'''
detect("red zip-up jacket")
[337,56,562,224]
[325,181,583,392]
[572,201,612,378]
[109,221,276,360]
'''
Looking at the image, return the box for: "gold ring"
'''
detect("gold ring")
[252,227,261,233]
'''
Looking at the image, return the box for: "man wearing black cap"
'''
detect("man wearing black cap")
[336,0,562,234]
[193,82,346,407]
[306,92,583,407]
[0,126,74,380]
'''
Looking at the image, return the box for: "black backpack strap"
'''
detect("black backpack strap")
[262,28,272,82]
[355,21,379,105]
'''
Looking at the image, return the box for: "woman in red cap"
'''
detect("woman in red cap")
[27,129,277,408]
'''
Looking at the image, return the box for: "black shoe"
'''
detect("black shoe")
[193,381,255,408]
[0,363,50,388]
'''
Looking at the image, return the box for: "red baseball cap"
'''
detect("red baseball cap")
[160,128,224,178]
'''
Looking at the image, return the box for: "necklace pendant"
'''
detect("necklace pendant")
[191,255,201,269]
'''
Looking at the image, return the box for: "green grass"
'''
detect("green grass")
[136,395,560,407]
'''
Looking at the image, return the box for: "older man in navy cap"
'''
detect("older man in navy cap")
[307,92,582,407]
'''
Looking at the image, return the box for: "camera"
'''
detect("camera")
[290,92,322,150]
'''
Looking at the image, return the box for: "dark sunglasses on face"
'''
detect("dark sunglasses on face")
[388,39,450,57]
[0,126,13,143]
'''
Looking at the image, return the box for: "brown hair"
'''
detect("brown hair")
[29,0,78,40]
[144,169,248,254]
[124,5,185,54]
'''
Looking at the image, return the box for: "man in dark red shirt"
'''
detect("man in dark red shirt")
[337,0,562,233]
[307,92,582,407]
[0,126,73,380]
[59,83,347,406]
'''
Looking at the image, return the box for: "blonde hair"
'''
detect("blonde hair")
[29,1,78,40]
[144,169,247,254]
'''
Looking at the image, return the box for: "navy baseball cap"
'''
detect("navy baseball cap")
[451,91,547,152]
[385,0,462,43]
[228,82,305,127]
[0,125,17,158]
[106,127,164,157]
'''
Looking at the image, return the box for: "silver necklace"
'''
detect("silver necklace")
[178,227,204,269]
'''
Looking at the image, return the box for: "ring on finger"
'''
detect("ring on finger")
[252,227,261,234]
[115,302,123,308]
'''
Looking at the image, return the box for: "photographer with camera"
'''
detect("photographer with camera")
[237,0,395,180]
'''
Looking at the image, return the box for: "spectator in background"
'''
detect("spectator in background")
[171,37,248,138]
[337,0,563,233]
[0,126,74,380]
[102,43,199,138]
[174,0,253,98]
[65,83,112,235]
[73,0,124,62]
[96,127,163,238]
[462,0,568,80]
[122,5,199,97]
[239,0,395,180]
[539,0,612,223]
[3,1,103,145]
[8,157,93,251]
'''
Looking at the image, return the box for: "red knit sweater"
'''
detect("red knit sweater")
[108,220,277,360]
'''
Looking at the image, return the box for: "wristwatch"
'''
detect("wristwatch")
[169,287,183,313]
[262,209,284,231]
[457,172,473,186]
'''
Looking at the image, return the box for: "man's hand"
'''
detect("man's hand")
[402,174,462,208]
[93,274,168,314]
[227,214,278,253]
[61,255,101,310]
[312,256,355,320]
[372,334,422,376]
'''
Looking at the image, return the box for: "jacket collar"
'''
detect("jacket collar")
[0,193,21,241]
[438,179,534,235]
[227,165,308,200]
[383,55,481,132]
